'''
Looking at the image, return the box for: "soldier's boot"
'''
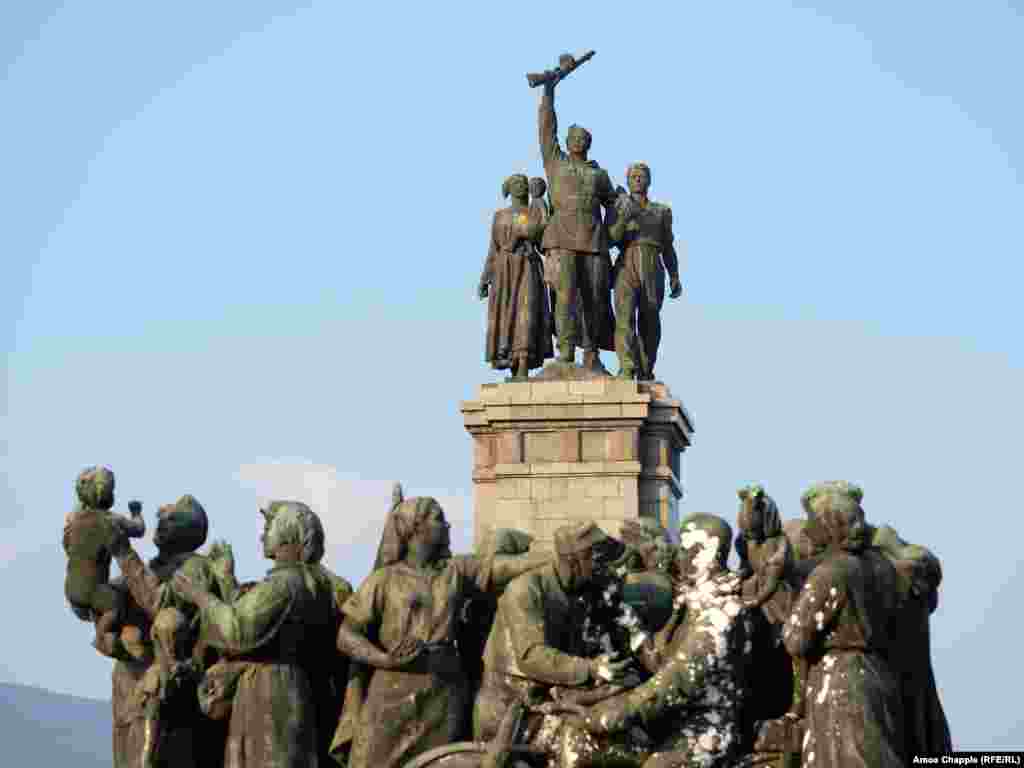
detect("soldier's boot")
[558,343,575,364]
[583,349,603,372]
[511,355,529,381]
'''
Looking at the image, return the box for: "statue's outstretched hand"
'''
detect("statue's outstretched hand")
[207,541,237,584]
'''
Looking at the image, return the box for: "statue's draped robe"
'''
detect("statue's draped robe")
[112,654,150,768]
[783,550,904,768]
[869,525,952,756]
[480,204,553,369]
[307,564,353,767]
[200,562,337,768]
[338,557,495,768]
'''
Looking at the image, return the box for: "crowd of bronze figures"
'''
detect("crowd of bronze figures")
[65,467,950,768]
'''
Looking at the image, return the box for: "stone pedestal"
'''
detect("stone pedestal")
[461,377,694,551]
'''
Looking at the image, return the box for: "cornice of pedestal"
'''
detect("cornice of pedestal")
[461,377,693,448]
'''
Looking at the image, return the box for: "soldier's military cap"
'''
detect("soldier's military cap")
[554,520,607,555]
[157,494,208,552]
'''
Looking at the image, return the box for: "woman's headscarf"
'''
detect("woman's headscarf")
[333,484,437,761]
[372,488,438,569]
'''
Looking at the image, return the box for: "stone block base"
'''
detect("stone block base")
[461,376,694,551]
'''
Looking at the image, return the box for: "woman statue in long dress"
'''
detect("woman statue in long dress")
[477,174,553,379]
[333,488,546,768]
[783,482,904,768]
[173,503,338,768]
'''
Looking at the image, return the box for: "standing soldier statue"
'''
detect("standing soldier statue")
[531,52,618,372]
[608,162,683,380]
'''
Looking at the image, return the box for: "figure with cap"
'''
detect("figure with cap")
[330,486,547,768]
[102,493,229,768]
[472,520,633,755]
[559,513,751,768]
[537,68,618,371]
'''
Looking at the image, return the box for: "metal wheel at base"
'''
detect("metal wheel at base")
[403,742,543,768]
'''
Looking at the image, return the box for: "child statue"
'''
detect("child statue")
[63,465,146,644]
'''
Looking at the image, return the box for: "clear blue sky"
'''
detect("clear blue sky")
[2,0,1022,750]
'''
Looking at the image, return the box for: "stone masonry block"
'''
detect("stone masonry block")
[524,431,560,463]
[466,378,691,550]
[569,380,608,397]
[580,430,610,462]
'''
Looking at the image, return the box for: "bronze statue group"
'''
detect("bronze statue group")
[479,62,681,382]
[65,466,950,768]
[62,53,949,768]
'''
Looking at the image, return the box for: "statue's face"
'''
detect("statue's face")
[154,503,191,551]
[260,509,276,558]
[559,546,595,591]
[567,128,590,156]
[423,502,451,559]
[828,505,866,552]
[677,520,728,581]
[507,176,529,199]
[738,496,763,540]
[627,167,651,195]
[409,500,450,562]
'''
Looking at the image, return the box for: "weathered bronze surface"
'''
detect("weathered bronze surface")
[72,472,951,768]
[68,52,953,768]
[478,174,553,379]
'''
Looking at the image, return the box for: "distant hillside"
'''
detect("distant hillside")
[0,682,110,767]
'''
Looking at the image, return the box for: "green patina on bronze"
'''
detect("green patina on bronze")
[607,163,681,381]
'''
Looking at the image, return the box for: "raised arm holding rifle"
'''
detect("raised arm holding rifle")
[531,51,618,372]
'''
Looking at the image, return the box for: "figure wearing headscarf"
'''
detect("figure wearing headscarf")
[800,481,952,758]
[332,488,547,768]
[174,504,337,768]
[478,173,554,379]
[783,482,904,768]
[733,484,807,729]
[258,502,352,768]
